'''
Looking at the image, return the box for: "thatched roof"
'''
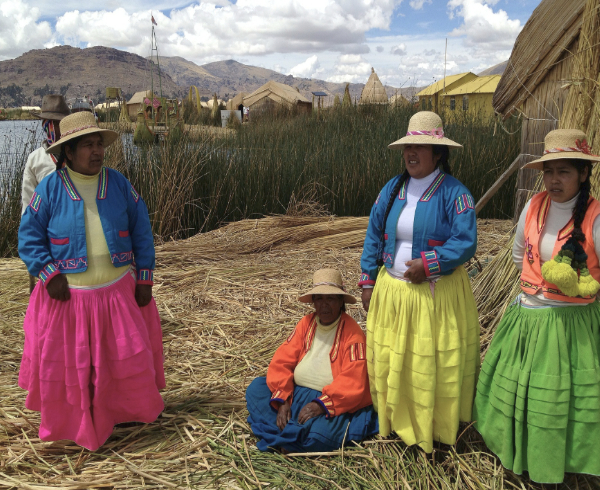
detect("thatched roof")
[226,92,247,110]
[243,81,310,107]
[442,75,501,96]
[493,0,586,117]
[389,93,410,105]
[127,90,157,105]
[359,68,388,104]
[416,72,477,97]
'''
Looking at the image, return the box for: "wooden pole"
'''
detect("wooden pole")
[475,155,522,215]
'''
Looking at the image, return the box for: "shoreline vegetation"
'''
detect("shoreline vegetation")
[1,105,520,257]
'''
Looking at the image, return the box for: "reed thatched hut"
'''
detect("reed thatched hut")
[243,81,312,114]
[492,0,589,218]
[359,68,388,105]
[127,90,158,120]
[226,92,247,111]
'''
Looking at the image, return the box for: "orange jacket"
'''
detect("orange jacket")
[266,312,372,418]
[520,191,600,303]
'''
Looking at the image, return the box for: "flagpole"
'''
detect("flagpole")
[150,14,154,121]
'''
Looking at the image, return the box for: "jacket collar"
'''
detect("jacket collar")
[398,171,446,202]
[57,166,108,201]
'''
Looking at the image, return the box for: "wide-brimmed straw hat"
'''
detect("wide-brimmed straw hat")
[523,129,600,170]
[31,95,71,121]
[298,269,357,304]
[47,111,119,155]
[388,111,462,150]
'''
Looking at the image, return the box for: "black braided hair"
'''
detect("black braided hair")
[54,136,82,171]
[432,145,451,175]
[570,159,592,244]
[554,159,592,263]
[376,170,410,266]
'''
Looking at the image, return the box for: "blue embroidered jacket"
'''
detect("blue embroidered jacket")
[359,172,477,286]
[19,167,155,287]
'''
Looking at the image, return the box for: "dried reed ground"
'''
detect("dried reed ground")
[1,216,597,489]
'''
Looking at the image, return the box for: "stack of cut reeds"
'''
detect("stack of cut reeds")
[2,216,551,490]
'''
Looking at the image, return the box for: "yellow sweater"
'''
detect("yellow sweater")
[293,315,341,391]
[66,166,129,286]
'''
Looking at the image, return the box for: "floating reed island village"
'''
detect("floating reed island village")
[1,0,600,488]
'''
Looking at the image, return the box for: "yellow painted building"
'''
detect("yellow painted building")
[441,75,501,119]
[416,72,477,113]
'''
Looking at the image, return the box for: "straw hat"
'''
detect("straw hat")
[31,95,71,121]
[388,111,462,150]
[523,129,600,170]
[298,269,357,304]
[47,111,119,155]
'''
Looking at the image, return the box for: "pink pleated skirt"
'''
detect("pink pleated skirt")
[18,271,165,451]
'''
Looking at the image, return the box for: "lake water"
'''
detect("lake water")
[0,120,43,177]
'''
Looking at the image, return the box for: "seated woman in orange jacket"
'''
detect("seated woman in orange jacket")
[246,269,379,452]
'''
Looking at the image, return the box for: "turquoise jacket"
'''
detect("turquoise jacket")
[19,166,155,287]
[359,172,477,286]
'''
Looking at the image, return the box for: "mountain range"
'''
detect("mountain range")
[0,45,505,107]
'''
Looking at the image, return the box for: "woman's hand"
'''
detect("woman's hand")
[276,399,292,431]
[404,259,427,284]
[135,284,153,307]
[46,274,70,301]
[361,287,373,312]
[298,401,325,425]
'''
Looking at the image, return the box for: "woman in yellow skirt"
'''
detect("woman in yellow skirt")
[359,111,480,452]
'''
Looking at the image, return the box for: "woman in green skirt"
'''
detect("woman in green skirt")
[473,129,600,483]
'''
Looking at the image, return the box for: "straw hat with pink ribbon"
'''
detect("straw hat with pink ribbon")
[298,269,357,304]
[388,111,462,150]
[523,129,600,170]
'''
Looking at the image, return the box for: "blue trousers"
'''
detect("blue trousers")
[246,377,379,452]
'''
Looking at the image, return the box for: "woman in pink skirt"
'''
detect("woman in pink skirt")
[18,111,165,450]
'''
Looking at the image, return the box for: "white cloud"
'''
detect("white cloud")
[409,0,432,9]
[447,0,522,52]
[289,55,320,78]
[376,45,384,52]
[0,0,52,59]
[50,0,402,62]
[391,43,406,56]
[326,54,372,83]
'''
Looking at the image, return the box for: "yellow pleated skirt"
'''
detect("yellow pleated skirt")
[366,267,480,452]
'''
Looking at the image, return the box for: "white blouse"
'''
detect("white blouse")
[388,168,441,280]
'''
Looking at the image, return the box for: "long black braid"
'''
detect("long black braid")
[571,160,592,243]
[376,170,410,266]
[375,145,453,266]
[558,159,592,267]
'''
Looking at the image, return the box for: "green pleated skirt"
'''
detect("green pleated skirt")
[473,300,600,483]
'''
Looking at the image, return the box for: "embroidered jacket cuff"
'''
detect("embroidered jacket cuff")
[269,389,289,411]
[313,394,335,418]
[420,251,441,278]
[39,262,60,287]
[358,272,376,287]
[137,268,154,285]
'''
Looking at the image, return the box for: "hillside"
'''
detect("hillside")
[159,57,410,102]
[0,45,183,107]
[478,60,507,76]
[0,45,415,107]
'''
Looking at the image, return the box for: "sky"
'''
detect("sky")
[0,0,540,88]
